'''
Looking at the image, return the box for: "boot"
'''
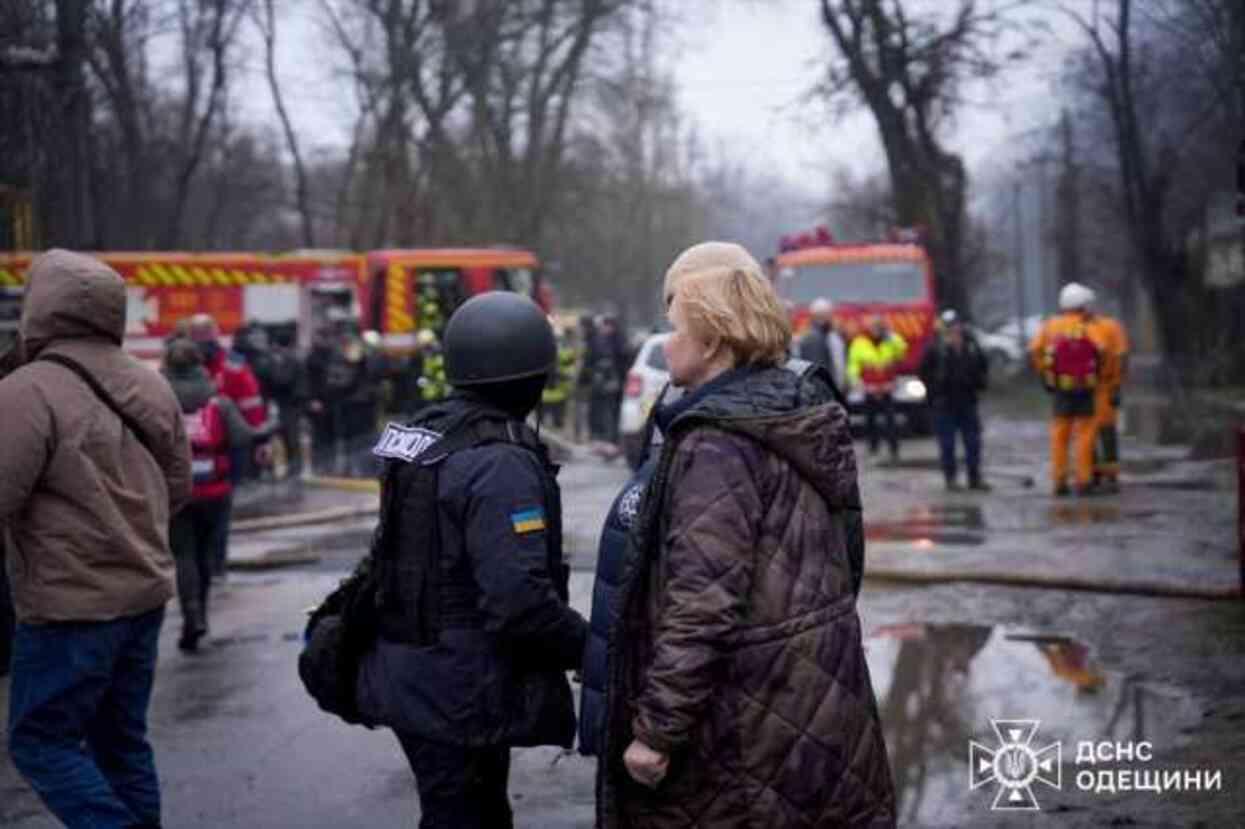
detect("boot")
[1053,481,1070,497]
[968,475,992,492]
[945,476,962,492]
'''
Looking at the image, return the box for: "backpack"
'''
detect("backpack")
[1048,326,1099,392]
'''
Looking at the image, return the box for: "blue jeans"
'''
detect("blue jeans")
[934,406,982,483]
[7,606,165,828]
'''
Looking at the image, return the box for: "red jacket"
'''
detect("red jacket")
[206,347,267,427]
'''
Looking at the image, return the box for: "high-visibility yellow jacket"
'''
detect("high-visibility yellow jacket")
[419,351,448,402]
[847,332,908,392]
[542,346,577,405]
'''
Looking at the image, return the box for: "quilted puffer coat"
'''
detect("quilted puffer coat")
[598,363,896,828]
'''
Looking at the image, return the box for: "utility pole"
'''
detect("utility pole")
[1056,110,1081,291]
[1013,177,1026,351]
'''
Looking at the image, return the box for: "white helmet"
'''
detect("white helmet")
[1059,282,1095,311]
[810,297,834,315]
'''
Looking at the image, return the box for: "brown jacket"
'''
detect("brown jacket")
[600,364,895,828]
[0,250,192,624]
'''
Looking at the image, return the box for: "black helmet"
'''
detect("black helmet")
[444,291,556,386]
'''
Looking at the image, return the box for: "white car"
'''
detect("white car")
[971,325,1026,380]
[618,333,671,468]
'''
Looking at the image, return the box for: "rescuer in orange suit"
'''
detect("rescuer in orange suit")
[1086,301,1130,494]
[1029,284,1102,496]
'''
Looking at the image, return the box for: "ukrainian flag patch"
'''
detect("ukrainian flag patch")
[511,508,546,535]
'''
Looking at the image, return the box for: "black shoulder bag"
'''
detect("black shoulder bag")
[38,352,157,459]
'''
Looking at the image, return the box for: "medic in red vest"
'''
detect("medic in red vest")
[188,314,268,428]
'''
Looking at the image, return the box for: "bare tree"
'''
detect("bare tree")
[254,0,314,246]
[1058,0,1241,373]
[816,0,1026,313]
[161,0,249,248]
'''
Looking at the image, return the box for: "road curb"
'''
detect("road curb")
[232,504,378,535]
[303,476,381,494]
[864,567,1242,601]
[227,549,323,570]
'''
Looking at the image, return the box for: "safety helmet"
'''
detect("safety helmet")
[1059,283,1095,311]
[810,297,834,315]
[443,291,556,386]
[940,308,959,326]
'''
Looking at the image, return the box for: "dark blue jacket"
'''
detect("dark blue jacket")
[356,398,587,748]
[578,454,656,755]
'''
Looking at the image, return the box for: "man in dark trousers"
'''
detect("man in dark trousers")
[919,309,990,491]
[264,327,308,480]
[354,292,587,829]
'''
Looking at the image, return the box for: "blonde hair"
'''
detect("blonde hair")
[663,242,792,366]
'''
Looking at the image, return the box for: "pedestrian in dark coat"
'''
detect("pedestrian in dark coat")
[919,310,990,490]
[597,242,896,829]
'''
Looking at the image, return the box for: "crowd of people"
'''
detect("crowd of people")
[0,244,1133,829]
[789,284,1130,496]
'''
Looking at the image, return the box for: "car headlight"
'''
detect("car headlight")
[901,378,926,401]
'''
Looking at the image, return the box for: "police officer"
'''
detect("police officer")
[354,292,588,829]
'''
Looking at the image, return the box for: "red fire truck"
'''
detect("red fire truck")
[0,246,547,361]
[774,228,937,431]
[358,247,545,354]
[0,252,303,361]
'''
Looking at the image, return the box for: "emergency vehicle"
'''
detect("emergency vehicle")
[358,247,546,355]
[774,227,937,431]
[0,252,302,361]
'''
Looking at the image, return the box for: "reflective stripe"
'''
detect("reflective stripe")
[382,332,417,348]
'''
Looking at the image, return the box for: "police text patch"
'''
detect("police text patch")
[511,508,547,535]
[372,423,443,462]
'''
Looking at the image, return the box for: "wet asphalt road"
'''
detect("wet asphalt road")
[2,395,1243,827]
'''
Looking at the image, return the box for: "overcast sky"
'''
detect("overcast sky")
[219,1,1078,209]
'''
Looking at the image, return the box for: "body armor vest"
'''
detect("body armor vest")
[370,400,564,646]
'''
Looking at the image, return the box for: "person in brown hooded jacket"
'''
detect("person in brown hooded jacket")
[597,242,896,828]
[0,249,192,829]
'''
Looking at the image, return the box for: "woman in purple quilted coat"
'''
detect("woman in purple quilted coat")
[596,242,896,828]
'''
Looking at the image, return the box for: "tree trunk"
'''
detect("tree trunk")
[46,0,92,248]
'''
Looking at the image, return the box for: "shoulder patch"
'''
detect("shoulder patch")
[510,507,547,535]
[372,423,444,462]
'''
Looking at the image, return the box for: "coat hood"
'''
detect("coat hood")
[20,250,126,354]
[670,361,860,510]
[163,364,217,413]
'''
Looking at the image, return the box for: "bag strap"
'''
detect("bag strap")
[38,353,157,460]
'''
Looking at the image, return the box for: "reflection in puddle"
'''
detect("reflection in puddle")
[866,624,1198,825]
[1046,504,1160,526]
[866,505,986,547]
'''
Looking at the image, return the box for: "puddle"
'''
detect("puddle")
[866,505,986,547]
[1047,504,1160,526]
[865,624,1199,824]
[1131,479,1221,492]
